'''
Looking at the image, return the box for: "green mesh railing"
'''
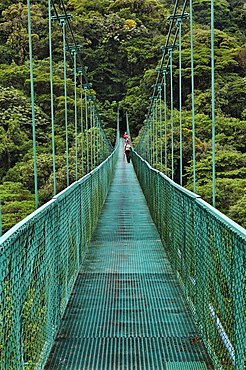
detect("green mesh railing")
[132,150,246,370]
[0,140,118,370]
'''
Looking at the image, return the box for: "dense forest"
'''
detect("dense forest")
[0,0,246,233]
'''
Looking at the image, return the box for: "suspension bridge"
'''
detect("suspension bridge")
[0,0,245,369]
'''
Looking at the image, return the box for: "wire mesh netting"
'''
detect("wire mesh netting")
[0,143,118,369]
[132,150,246,370]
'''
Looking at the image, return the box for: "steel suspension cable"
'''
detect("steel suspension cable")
[52,0,97,180]
[189,0,196,193]
[84,86,89,173]
[150,0,188,108]
[136,0,190,182]
[60,18,70,186]
[78,70,84,177]
[211,0,216,207]
[72,49,78,180]
[150,111,154,166]
[117,106,120,135]
[0,200,2,237]
[168,47,174,180]
[93,103,96,168]
[27,0,38,209]
[154,97,158,166]
[57,0,89,86]
[150,0,180,103]
[149,109,151,166]
[177,17,183,185]
[166,9,189,184]
[158,84,163,170]
[126,111,130,136]
[163,69,168,175]
[89,98,93,171]
[48,0,56,195]
[97,114,100,165]
[145,119,149,163]
[147,119,150,164]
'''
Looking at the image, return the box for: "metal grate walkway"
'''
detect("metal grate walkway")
[45,143,213,370]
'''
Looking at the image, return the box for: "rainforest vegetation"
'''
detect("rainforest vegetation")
[0,0,246,232]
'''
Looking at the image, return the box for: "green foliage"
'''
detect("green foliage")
[186,147,246,184]
[0,86,50,180]
[181,112,246,152]
[228,194,246,228]
[68,0,168,102]
[185,146,246,219]
[100,100,119,130]
[68,0,114,15]
[0,2,45,65]
[0,181,35,233]
[104,127,117,145]
[108,0,163,18]
[189,178,246,216]
[0,62,30,91]
[3,154,59,192]
[0,0,13,13]
[192,0,246,34]
[0,117,30,176]
[181,29,240,98]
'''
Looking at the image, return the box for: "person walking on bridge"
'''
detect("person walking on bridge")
[124,139,132,163]
[123,132,130,142]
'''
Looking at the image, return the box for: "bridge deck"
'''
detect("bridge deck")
[45,144,212,369]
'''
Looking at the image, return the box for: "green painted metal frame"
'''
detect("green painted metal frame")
[132,149,246,370]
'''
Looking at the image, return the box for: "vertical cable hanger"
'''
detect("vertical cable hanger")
[48,0,57,195]
[168,13,189,185]
[27,0,38,208]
